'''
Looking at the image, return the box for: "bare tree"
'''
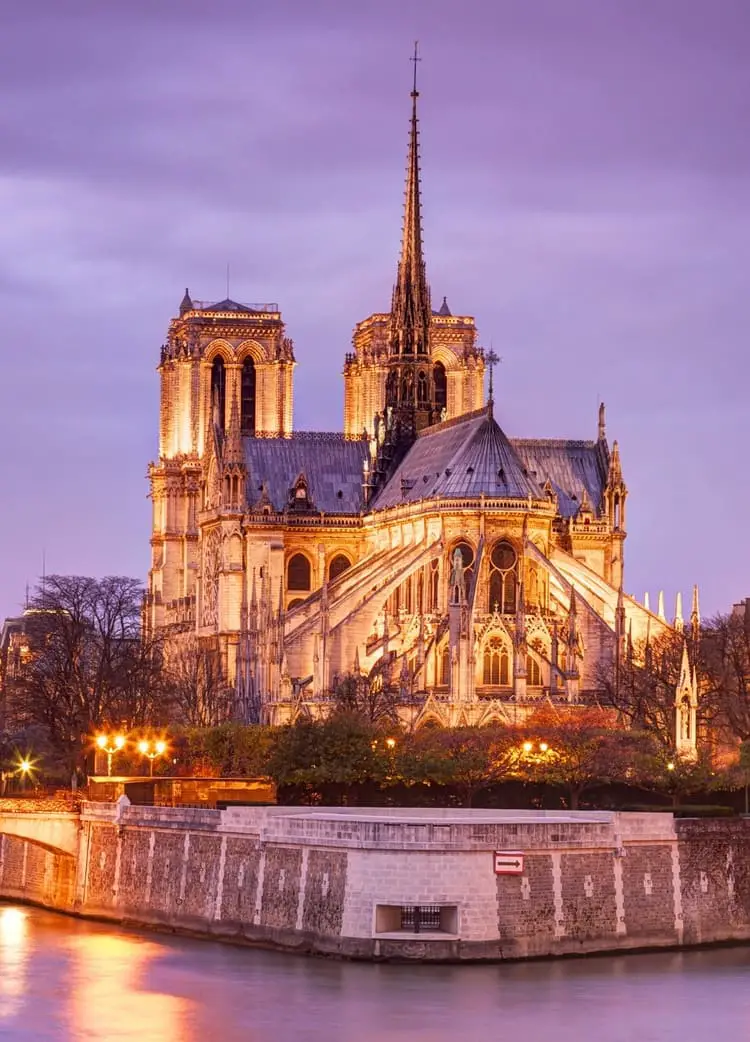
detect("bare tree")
[330,658,401,725]
[595,630,686,751]
[699,611,750,742]
[166,635,234,727]
[15,575,166,772]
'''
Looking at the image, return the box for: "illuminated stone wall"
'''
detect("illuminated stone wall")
[2,806,750,961]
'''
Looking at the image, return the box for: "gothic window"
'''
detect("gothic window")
[527,561,541,608]
[482,637,510,686]
[433,362,447,413]
[417,369,428,405]
[489,541,518,613]
[328,554,351,582]
[241,358,256,434]
[526,654,542,687]
[430,559,439,610]
[287,553,311,592]
[211,357,226,430]
[288,598,305,610]
[450,541,475,601]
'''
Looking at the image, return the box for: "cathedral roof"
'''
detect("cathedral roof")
[372,407,541,508]
[244,434,368,514]
[511,439,607,518]
[201,298,258,313]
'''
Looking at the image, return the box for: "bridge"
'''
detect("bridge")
[0,799,82,857]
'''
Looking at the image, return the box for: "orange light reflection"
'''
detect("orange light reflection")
[0,907,28,1021]
[69,933,193,1041]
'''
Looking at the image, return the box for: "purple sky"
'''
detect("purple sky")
[1,0,749,621]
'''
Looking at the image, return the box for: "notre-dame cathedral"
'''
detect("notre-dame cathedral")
[146,67,698,752]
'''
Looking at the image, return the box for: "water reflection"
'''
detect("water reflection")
[0,906,28,1020]
[68,933,192,1041]
[1,904,750,1041]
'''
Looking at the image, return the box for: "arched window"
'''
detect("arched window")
[489,541,518,613]
[482,637,510,686]
[288,598,305,610]
[287,553,311,592]
[450,541,475,602]
[241,358,256,434]
[439,645,450,686]
[430,559,439,611]
[433,362,447,414]
[417,369,428,405]
[526,655,542,687]
[328,554,351,582]
[211,357,226,430]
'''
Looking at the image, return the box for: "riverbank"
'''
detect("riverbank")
[0,803,749,962]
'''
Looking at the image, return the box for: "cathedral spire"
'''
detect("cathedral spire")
[389,41,431,362]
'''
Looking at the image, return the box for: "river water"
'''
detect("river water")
[1,904,749,1041]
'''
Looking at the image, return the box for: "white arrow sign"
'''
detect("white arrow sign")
[493,850,524,875]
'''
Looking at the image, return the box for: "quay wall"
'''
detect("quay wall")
[1,804,750,961]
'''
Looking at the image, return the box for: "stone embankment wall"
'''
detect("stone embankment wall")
[1,804,750,961]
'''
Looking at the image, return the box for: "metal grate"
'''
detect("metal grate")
[400,905,442,933]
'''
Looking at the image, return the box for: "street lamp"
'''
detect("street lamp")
[138,739,167,777]
[16,757,34,792]
[385,738,396,750]
[96,734,126,777]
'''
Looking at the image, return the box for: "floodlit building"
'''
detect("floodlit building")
[146,68,697,739]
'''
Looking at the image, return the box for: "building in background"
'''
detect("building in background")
[146,65,697,745]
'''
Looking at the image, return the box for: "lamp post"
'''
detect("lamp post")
[138,739,167,777]
[96,734,125,777]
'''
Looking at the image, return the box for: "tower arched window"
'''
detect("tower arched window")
[287,553,311,592]
[328,554,351,582]
[433,362,447,414]
[489,541,518,613]
[241,358,256,434]
[483,637,510,686]
[211,357,226,430]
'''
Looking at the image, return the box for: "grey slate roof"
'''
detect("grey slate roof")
[202,298,256,313]
[244,434,369,514]
[511,439,606,517]
[372,408,541,509]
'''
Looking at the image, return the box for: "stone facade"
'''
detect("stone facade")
[4,804,750,962]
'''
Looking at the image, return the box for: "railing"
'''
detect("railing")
[0,792,83,814]
[190,300,279,313]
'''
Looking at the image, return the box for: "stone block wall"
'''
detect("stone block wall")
[2,807,750,962]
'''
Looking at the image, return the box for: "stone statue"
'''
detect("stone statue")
[449,548,465,605]
[680,696,691,741]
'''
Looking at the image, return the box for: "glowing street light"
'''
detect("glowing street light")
[385,738,396,750]
[96,734,126,777]
[15,755,36,792]
[138,739,167,777]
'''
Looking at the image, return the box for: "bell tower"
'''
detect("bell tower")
[146,292,294,632]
